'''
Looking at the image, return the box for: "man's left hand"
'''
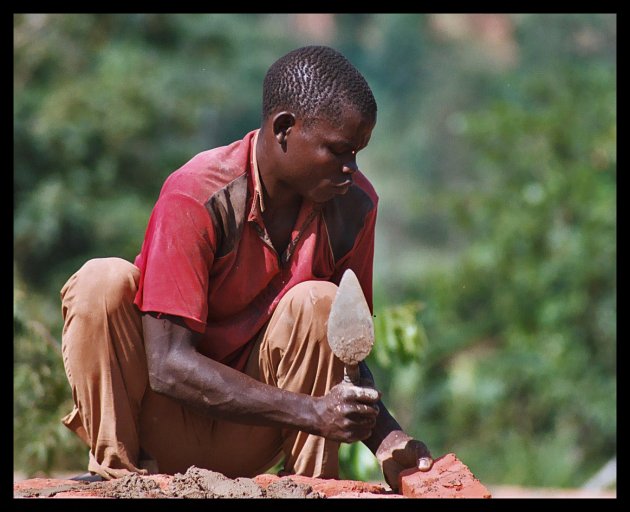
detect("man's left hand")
[375,430,433,492]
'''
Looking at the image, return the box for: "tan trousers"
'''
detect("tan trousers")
[60,257,344,480]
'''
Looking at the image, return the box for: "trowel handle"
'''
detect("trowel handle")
[343,364,361,385]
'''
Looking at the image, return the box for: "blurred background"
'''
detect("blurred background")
[14,13,616,495]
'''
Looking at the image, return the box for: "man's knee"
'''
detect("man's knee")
[284,280,338,320]
[62,257,139,318]
[277,280,339,345]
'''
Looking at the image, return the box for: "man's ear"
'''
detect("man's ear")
[272,112,296,149]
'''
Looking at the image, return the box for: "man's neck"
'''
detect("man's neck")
[255,128,302,214]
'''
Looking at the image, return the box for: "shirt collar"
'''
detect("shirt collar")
[248,129,265,223]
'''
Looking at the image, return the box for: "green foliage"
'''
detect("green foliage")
[14,14,615,488]
[372,302,428,369]
[408,22,616,487]
[14,270,86,476]
[339,442,381,482]
[14,13,295,291]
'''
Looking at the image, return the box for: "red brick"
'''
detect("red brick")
[13,477,79,493]
[291,475,388,497]
[399,453,492,498]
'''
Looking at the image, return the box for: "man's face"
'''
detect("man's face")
[281,107,375,204]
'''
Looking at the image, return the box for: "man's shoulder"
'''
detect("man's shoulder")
[159,130,257,203]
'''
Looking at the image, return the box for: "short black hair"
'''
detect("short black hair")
[262,45,377,126]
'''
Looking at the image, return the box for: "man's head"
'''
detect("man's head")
[258,46,377,204]
[262,45,377,128]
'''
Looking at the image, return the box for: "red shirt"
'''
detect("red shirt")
[134,130,378,371]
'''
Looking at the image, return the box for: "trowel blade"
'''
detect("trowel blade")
[327,269,375,366]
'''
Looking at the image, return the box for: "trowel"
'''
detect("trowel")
[327,269,375,385]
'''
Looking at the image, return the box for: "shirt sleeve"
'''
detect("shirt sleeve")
[134,191,216,333]
[332,203,377,314]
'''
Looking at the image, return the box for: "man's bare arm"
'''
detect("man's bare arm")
[142,313,379,443]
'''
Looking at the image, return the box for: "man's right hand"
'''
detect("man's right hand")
[313,383,381,443]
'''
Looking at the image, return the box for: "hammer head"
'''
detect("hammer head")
[326,269,375,367]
